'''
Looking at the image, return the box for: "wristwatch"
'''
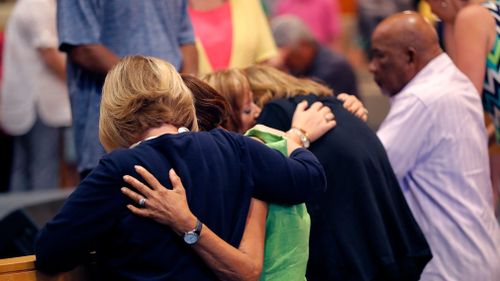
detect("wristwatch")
[183,219,203,245]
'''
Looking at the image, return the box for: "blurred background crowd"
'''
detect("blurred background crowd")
[0,0,432,192]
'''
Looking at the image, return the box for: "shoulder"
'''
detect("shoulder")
[455,4,495,31]
[203,128,249,152]
[261,98,299,117]
[97,148,141,174]
[459,3,494,18]
[265,98,294,109]
[403,55,473,106]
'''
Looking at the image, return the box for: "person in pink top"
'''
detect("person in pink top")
[273,0,341,48]
[188,0,277,74]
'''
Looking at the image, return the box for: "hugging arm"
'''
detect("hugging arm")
[337,93,368,121]
[35,157,127,273]
[122,167,267,281]
[258,99,337,146]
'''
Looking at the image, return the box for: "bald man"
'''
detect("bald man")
[372,12,500,280]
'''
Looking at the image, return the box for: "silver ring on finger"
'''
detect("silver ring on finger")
[139,197,147,207]
[363,108,369,115]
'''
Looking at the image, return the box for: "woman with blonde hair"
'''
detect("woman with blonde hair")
[244,65,432,281]
[35,56,331,280]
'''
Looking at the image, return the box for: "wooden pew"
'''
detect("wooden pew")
[0,255,87,281]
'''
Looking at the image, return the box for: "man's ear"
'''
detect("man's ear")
[407,46,417,64]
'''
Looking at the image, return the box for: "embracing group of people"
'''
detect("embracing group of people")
[33,55,431,281]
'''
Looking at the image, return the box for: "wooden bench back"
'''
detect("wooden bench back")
[0,255,87,281]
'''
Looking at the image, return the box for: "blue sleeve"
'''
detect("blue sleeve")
[243,136,326,205]
[35,155,127,273]
[177,0,195,45]
[57,0,101,52]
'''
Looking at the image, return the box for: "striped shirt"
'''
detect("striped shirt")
[378,53,500,281]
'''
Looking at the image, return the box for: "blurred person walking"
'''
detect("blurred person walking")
[0,0,71,191]
[57,0,198,179]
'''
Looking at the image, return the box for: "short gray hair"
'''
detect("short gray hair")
[271,15,316,47]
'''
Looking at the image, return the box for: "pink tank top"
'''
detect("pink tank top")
[189,2,233,71]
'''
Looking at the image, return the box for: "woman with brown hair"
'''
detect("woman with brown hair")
[182,74,230,131]
[35,56,331,280]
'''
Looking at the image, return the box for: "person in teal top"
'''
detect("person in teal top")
[482,1,500,143]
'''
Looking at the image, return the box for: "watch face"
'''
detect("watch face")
[184,233,199,245]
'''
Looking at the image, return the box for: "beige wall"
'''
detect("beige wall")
[0,2,15,29]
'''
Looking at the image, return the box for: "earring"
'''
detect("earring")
[440,1,447,8]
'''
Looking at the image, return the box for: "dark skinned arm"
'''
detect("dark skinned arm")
[180,43,198,75]
[68,44,120,75]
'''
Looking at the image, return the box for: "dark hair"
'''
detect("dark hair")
[181,74,230,131]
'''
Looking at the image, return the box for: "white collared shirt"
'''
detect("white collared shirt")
[378,53,500,280]
[0,0,71,135]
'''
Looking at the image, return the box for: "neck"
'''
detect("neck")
[141,123,179,140]
[420,48,444,70]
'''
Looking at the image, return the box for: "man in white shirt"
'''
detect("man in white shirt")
[372,12,500,280]
[0,0,71,190]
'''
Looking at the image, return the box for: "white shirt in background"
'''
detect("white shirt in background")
[377,53,500,281]
[1,0,71,136]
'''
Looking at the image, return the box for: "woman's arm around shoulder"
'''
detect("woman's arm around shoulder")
[122,166,267,281]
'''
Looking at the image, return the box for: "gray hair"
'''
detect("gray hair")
[271,15,316,47]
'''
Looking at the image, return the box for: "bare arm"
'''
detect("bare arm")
[68,44,120,75]
[38,47,66,81]
[453,5,495,95]
[122,167,266,281]
[192,199,266,281]
[180,43,199,75]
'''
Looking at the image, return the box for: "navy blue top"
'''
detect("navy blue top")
[258,95,432,281]
[35,129,326,280]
